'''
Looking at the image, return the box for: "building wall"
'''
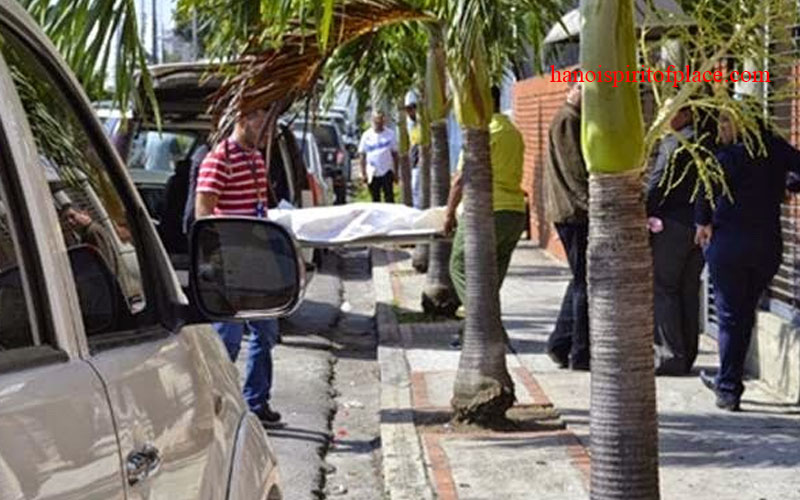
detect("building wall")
[512,75,569,261]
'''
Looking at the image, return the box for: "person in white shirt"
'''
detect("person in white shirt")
[358,110,399,203]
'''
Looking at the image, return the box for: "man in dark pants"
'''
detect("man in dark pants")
[358,110,398,203]
[646,106,709,375]
[696,111,800,411]
[543,82,590,371]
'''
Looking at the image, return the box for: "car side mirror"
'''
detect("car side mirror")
[189,217,304,320]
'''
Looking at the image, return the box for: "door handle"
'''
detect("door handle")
[126,444,161,486]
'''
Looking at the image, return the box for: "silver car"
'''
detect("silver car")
[0,2,299,499]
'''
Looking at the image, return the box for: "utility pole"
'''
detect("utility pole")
[139,0,146,44]
[192,9,199,60]
[151,0,158,63]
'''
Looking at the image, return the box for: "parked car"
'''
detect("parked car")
[318,110,357,156]
[0,2,302,498]
[290,119,350,204]
[293,130,335,207]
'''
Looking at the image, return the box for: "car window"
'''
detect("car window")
[0,28,149,325]
[294,123,339,148]
[127,129,197,172]
[0,192,35,352]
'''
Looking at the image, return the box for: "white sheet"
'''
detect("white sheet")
[268,203,446,245]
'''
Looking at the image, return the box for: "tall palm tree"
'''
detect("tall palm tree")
[421,23,458,315]
[581,1,658,496]
[396,99,414,205]
[411,98,432,272]
[449,35,514,422]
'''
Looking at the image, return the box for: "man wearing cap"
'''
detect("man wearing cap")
[358,110,399,203]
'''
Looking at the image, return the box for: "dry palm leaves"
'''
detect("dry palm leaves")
[209,0,432,142]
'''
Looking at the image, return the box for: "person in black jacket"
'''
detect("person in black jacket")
[647,106,714,375]
[696,111,800,411]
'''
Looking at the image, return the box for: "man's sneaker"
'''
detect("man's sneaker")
[700,370,741,412]
[255,405,282,425]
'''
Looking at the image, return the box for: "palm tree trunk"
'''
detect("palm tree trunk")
[581,0,659,497]
[451,128,514,424]
[412,133,431,272]
[397,101,413,206]
[422,121,458,315]
[588,172,658,499]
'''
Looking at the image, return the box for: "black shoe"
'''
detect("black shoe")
[699,370,717,391]
[569,359,590,371]
[715,394,741,412]
[547,350,569,369]
[255,404,282,424]
[700,370,740,411]
[449,336,461,349]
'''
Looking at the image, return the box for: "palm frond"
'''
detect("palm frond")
[208,0,432,141]
[20,0,154,116]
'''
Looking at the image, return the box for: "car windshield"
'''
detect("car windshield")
[127,129,198,172]
[293,123,339,149]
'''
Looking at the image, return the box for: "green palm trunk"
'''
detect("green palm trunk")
[582,0,659,497]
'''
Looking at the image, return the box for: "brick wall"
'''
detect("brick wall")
[512,75,569,261]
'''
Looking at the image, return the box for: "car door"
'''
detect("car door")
[0,14,246,500]
[0,28,124,499]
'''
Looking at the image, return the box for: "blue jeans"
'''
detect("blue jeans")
[214,319,279,413]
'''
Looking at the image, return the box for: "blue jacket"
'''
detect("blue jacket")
[696,134,800,263]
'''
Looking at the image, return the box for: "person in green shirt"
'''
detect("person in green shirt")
[444,86,527,345]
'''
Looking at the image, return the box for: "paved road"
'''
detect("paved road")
[237,249,383,499]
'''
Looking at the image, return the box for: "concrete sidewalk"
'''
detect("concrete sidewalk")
[374,241,800,500]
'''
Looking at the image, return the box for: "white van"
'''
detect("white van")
[0,2,301,498]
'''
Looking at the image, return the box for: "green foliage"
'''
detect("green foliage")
[640,0,798,204]
[19,0,155,118]
[324,21,427,111]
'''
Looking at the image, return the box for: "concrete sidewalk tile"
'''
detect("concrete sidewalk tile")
[431,432,589,500]
[374,250,436,500]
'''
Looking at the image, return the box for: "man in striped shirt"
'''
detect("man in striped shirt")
[195,108,282,424]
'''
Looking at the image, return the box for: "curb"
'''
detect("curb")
[373,249,436,500]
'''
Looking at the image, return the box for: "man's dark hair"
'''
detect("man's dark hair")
[491,86,501,113]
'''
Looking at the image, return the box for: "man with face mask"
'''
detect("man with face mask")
[195,107,282,425]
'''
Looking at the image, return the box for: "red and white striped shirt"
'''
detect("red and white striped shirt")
[196,138,269,216]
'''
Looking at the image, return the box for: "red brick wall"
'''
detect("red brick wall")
[513,75,569,261]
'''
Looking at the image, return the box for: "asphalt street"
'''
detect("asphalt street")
[238,249,383,499]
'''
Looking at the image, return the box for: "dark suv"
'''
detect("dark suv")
[290,119,350,204]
